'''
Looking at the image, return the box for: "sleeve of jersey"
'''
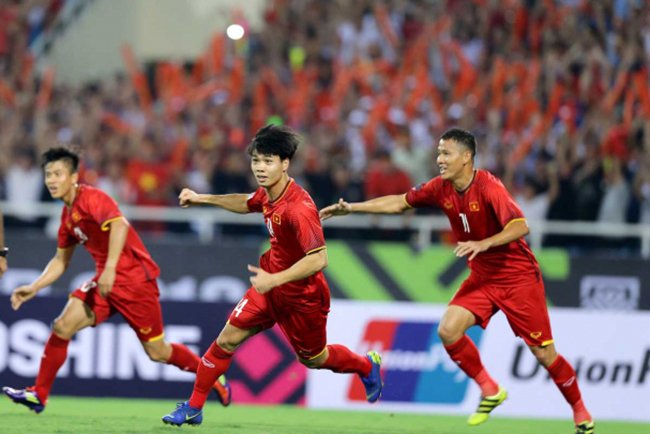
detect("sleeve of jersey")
[404,177,442,208]
[291,206,326,255]
[487,180,526,228]
[88,190,123,231]
[246,188,265,213]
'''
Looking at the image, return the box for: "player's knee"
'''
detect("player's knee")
[52,317,76,340]
[529,346,556,367]
[144,346,168,362]
[533,352,553,367]
[437,323,461,345]
[215,335,238,353]
[299,350,327,369]
[299,357,323,369]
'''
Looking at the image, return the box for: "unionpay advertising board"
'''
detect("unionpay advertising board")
[308,300,650,422]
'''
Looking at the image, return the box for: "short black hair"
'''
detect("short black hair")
[440,128,476,158]
[41,147,80,173]
[246,124,300,161]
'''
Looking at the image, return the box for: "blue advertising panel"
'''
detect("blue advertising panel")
[0,296,306,403]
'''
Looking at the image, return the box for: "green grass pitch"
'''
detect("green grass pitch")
[1,396,646,433]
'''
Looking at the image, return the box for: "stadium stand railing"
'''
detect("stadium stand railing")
[2,201,649,258]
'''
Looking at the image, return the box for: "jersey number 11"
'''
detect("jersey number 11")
[459,213,471,233]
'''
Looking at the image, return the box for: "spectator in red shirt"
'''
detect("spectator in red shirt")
[364,150,412,199]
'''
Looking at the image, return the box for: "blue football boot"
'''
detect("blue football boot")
[360,351,383,403]
[162,401,203,426]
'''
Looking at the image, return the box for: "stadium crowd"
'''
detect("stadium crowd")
[1,0,649,231]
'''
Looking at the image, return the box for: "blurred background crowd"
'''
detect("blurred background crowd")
[1,0,649,235]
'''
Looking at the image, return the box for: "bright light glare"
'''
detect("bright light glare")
[226,24,245,40]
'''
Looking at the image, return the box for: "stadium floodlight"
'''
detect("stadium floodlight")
[226,24,245,40]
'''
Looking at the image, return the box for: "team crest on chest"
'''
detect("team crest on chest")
[71,211,82,222]
[272,213,281,225]
[469,201,480,212]
[443,200,453,209]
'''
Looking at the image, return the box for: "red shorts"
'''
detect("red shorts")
[228,286,330,360]
[71,279,164,342]
[450,275,554,347]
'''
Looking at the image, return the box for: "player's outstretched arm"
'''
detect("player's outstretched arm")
[320,194,410,220]
[319,198,351,220]
[179,188,250,214]
[10,246,75,310]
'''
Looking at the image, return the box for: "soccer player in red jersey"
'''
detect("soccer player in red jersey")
[2,147,231,413]
[162,125,383,427]
[320,128,594,434]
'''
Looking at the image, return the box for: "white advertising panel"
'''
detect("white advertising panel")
[308,300,650,421]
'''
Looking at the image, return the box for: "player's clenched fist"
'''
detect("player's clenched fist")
[248,264,277,294]
[178,188,199,208]
[319,198,352,221]
[10,285,38,311]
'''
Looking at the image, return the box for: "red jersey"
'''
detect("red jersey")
[365,165,412,199]
[57,184,160,283]
[246,179,329,304]
[405,170,540,286]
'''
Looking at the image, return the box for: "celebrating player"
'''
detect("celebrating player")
[0,207,7,277]
[162,124,383,427]
[3,147,231,413]
[320,128,594,434]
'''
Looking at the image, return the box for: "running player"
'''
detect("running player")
[320,128,594,434]
[3,147,231,413]
[162,124,383,427]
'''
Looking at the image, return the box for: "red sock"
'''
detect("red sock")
[167,343,200,373]
[321,344,371,377]
[546,355,591,424]
[34,333,70,404]
[188,341,232,409]
[444,335,499,396]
